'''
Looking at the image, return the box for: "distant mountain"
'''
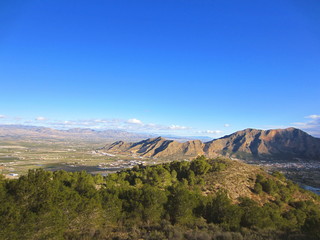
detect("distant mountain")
[0,125,211,143]
[0,125,154,143]
[103,128,320,161]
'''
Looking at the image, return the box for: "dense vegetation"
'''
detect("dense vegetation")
[0,156,320,240]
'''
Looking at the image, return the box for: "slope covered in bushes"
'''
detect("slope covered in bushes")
[0,156,319,240]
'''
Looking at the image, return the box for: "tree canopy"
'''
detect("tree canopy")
[0,157,319,240]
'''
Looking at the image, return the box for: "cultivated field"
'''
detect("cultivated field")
[0,140,160,178]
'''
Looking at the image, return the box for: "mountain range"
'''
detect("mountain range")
[103,127,320,161]
[0,125,154,143]
[0,125,210,143]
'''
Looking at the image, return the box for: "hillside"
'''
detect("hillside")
[103,127,320,161]
[1,157,319,240]
[105,137,205,159]
[205,127,320,160]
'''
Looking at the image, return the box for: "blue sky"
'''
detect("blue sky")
[0,0,320,137]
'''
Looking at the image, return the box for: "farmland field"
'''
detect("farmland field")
[0,140,156,178]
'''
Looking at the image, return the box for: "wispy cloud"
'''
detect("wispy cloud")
[293,114,320,137]
[1,115,226,137]
[127,118,143,125]
[168,125,189,130]
[305,115,320,120]
[199,130,223,135]
[35,116,47,121]
[224,123,230,127]
[0,115,6,119]
[28,117,193,134]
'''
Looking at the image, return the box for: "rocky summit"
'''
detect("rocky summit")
[103,128,320,161]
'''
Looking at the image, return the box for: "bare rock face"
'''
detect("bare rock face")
[103,141,133,152]
[102,128,320,161]
[104,137,205,159]
[204,128,320,160]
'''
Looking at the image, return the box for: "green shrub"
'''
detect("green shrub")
[253,182,263,194]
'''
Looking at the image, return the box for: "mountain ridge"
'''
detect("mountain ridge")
[103,127,320,161]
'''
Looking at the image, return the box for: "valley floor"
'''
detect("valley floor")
[1,139,320,196]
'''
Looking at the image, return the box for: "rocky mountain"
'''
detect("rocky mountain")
[104,137,205,159]
[103,127,320,161]
[204,127,320,160]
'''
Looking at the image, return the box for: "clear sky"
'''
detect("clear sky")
[1,0,320,137]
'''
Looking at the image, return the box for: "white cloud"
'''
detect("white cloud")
[201,130,223,134]
[305,115,320,119]
[168,125,188,130]
[292,114,320,137]
[15,116,196,135]
[127,118,143,125]
[224,124,230,127]
[93,119,105,123]
[35,116,47,121]
[93,119,121,124]
[0,115,5,119]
